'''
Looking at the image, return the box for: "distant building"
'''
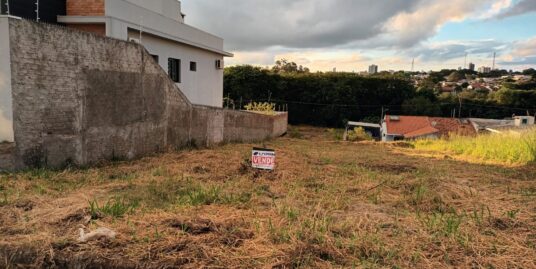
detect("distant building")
[478,66,492,73]
[470,116,535,134]
[368,65,378,74]
[468,63,475,71]
[381,115,475,141]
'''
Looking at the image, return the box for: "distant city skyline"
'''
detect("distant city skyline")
[183,0,536,72]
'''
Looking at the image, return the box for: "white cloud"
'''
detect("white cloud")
[381,0,497,47]
[181,0,533,70]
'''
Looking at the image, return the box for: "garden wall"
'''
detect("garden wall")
[0,18,287,170]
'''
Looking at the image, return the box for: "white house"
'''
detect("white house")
[58,0,233,108]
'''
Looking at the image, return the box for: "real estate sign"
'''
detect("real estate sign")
[252,148,275,170]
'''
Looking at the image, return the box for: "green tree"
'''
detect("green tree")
[402,96,441,116]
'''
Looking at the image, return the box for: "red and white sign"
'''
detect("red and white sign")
[252,148,276,170]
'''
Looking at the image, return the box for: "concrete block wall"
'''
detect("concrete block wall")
[2,18,287,170]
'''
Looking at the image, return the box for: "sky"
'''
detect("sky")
[182,0,536,72]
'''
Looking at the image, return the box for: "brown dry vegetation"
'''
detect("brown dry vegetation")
[1,126,535,268]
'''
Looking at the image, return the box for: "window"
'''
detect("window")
[151,54,159,63]
[522,119,528,125]
[190,61,197,72]
[215,59,223,69]
[168,58,181,83]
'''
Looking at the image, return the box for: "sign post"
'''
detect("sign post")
[251,148,275,170]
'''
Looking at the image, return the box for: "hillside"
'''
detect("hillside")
[1,126,535,268]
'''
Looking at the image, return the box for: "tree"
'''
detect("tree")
[272,59,310,74]
[447,71,464,82]
[402,96,441,116]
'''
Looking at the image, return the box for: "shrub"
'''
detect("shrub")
[346,127,373,142]
[89,197,139,219]
[244,102,276,116]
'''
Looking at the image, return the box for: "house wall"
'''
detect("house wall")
[66,0,105,16]
[2,18,286,170]
[67,23,106,36]
[123,0,183,23]
[0,16,13,143]
[128,30,224,108]
[104,0,224,52]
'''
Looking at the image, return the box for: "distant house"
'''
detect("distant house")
[470,116,535,134]
[381,115,476,141]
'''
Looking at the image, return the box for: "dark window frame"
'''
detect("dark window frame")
[190,61,197,72]
[168,58,181,83]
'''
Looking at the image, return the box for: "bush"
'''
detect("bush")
[346,127,373,142]
[244,102,276,116]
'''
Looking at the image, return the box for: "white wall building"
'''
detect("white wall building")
[58,0,233,108]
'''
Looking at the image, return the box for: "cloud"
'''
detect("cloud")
[381,0,497,48]
[499,36,536,67]
[496,0,536,18]
[184,0,506,51]
[408,40,508,62]
[181,0,532,70]
[510,37,536,57]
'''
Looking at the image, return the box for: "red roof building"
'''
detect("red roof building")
[382,115,476,141]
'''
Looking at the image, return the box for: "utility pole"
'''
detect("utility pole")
[411,58,415,72]
[464,53,468,69]
[35,0,40,21]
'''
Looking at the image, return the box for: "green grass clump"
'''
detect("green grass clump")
[413,128,536,165]
[89,197,139,219]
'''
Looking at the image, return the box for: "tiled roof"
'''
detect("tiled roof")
[385,116,476,138]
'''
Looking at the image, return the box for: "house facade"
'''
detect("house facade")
[0,0,232,108]
[60,0,232,108]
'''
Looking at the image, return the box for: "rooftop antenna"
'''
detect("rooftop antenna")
[35,0,40,21]
[492,52,496,70]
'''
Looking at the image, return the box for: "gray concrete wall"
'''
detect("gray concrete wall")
[3,18,287,170]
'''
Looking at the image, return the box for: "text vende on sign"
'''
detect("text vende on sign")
[252,148,276,170]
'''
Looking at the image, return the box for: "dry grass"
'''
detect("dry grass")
[1,126,535,268]
[412,128,536,166]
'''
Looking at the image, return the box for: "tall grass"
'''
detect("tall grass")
[413,128,536,165]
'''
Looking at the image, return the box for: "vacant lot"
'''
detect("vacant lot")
[1,126,535,268]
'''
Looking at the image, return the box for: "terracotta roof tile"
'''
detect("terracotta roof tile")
[385,116,476,138]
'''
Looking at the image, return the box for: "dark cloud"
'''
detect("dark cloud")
[496,0,536,19]
[182,0,422,51]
